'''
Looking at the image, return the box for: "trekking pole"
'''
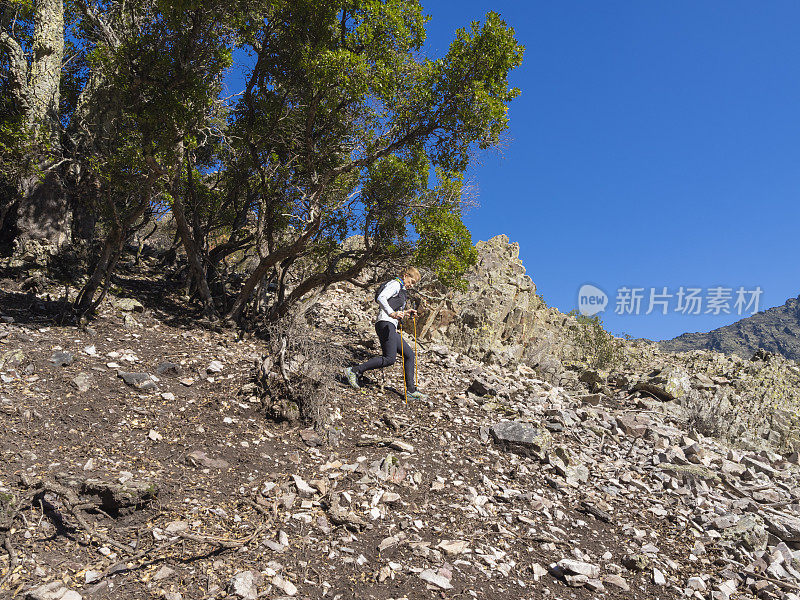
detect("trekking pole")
[413,314,418,390]
[397,327,408,406]
[399,322,407,405]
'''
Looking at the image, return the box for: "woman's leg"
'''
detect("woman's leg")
[396,333,416,393]
[354,322,397,374]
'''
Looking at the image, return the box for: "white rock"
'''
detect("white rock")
[557,559,600,579]
[228,571,259,600]
[603,574,630,591]
[207,360,224,374]
[389,440,414,452]
[419,569,453,589]
[25,582,83,600]
[165,521,188,533]
[272,574,297,596]
[437,540,469,555]
[292,474,316,498]
[378,535,403,552]
[84,570,101,584]
[381,492,401,505]
[687,576,707,591]
[152,566,175,582]
[717,579,738,597]
[264,539,285,552]
[531,563,548,581]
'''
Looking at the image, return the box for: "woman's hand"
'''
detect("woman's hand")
[391,311,404,319]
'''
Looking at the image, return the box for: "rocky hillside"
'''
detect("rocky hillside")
[2,237,800,600]
[659,294,800,361]
[317,235,800,453]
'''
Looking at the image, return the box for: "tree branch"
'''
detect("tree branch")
[0,29,29,105]
[74,0,120,49]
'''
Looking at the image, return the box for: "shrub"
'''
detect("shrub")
[567,311,624,371]
[256,314,343,429]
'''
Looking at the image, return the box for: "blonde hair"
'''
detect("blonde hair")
[402,266,421,284]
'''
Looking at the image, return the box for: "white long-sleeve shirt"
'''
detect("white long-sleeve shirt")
[376,279,404,327]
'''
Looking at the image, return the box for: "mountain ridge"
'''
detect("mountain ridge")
[658,294,800,361]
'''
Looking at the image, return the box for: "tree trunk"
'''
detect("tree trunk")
[74,224,122,315]
[173,194,216,317]
[171,155,217,317]
[268,251,374,322]
[2,0,70,252]
[226,253,278,323]
[27,0,64,140]
[15,169,70,249]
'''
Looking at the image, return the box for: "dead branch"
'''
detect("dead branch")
[99,526,264,582]
[0,533,18,588]
[20,476,134,555]
[278,336,289,382]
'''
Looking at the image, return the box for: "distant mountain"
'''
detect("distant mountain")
[659,294,800,361]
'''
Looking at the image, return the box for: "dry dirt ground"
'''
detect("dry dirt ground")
[0,274,704,600]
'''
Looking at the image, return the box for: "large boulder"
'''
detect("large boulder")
[764,511,800,543]
[489,421,552,458]
[719,514,768,553]
[634,366,691,401]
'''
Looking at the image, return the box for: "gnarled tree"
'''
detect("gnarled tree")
[218,0,523,322]
[0,0,68,250]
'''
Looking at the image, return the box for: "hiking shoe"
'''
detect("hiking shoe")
[408,390,427,401]
[343,367,360,389]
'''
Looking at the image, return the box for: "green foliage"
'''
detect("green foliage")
[0,2,34,188]
[0,109,34,186]
[567,311,624,371]
[100,0,233,160]
[412,171,477,288]
[223,0,523,315]
[70,0,239,233]
[1,0,523,320]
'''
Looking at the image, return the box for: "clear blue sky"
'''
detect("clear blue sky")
[226,2,800,341]
[418,0,800,340]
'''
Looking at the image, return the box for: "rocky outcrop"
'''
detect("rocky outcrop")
[310,234,580,383]
[660,294,800,361]
[613,344,800,452]
[415,234,575,371]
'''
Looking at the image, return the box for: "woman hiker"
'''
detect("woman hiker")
[344,267,427,400]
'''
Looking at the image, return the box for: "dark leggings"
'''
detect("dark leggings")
[355,321,416,392]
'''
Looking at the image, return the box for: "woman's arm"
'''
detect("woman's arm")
[377,280,402,317]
